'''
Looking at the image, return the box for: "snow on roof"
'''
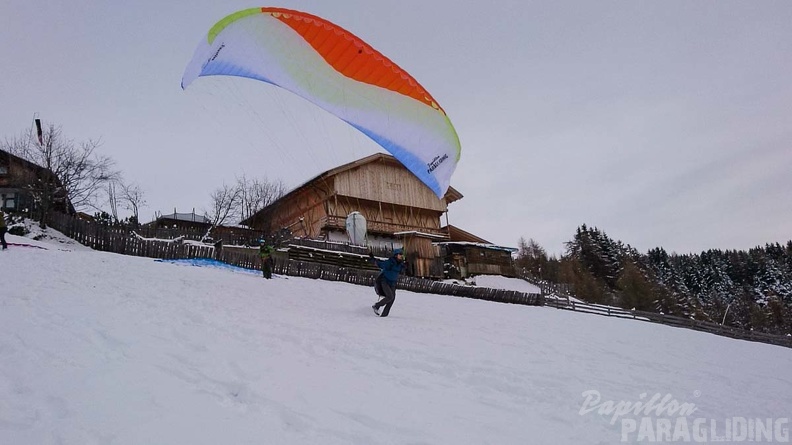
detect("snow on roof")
[434,241,518,252]
[131,231,186,243]
[393,230,449,240]
[157,212,211,224]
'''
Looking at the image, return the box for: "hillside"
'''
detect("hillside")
[1,231,791,444]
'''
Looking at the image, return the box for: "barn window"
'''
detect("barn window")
[2,193,16,209]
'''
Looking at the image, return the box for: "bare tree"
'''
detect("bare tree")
[103,178,147,227]
[2,123,118,227]
[120,181,146,228]
[205,183,242,230]
[107,181,121,223]
[237,174,287,223]
[201,176,286,242]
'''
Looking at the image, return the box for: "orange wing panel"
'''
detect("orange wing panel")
[262,7,442,113]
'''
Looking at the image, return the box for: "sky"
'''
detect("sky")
[1,1,791,256]
[3,227,792,444]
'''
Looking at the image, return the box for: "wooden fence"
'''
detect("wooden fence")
[46,212,543,307]
[48,212,215,259]
[515,269,573,298]
[218,248,543,305]
[546,296,792,348]
[43,212,792,347]
[134,224,266,247]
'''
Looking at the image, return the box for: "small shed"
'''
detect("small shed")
[437,225,517,278]
[394,230,448,278]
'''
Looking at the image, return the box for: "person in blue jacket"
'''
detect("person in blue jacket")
[369,248,407,317]
[0,210,7,250]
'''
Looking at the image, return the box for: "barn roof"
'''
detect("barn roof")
[157,212,211,224]
[241,153,463,226]
[434,241,518,253]
[436,225,515,251]
[441,225,491,244]
[291,153,461,202]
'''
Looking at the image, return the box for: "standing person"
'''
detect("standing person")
[0,210,7,250]
[369,248,407,317]
[259,241,274,279]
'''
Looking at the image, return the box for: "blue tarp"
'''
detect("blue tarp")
[155,258,260,276]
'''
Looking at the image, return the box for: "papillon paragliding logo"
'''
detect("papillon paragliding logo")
[427,154,449,174]
[181,7,461,199]
[580,390,790,443]
[203,43,225,69]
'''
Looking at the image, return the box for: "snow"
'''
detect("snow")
[468,274,542,294]
[3,221,93,252]
[2,231,792,444]
[131,231,186,244]
[435,241,518,252]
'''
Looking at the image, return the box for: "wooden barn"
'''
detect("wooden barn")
[0,148,74,214]
[241,153,463,278]
[146,210,212,231]
[437,225,517,278]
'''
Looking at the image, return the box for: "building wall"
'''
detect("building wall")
[333,162,447,212]
[266,181,334,238]
[0,152,69,212]
[249,157,456,278]
[264,161,448,240]
[324,198,444,237]
[326,229,403,252]
[465,247,515,277]
[442,244,516,278]
[1,155,27,210]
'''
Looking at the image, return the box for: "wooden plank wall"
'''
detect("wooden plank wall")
[267,182,332,238]
[334,162,447,211]
[325,200,444,236]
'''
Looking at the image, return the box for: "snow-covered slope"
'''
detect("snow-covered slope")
[468,274,542,294]
[1,233,791,444]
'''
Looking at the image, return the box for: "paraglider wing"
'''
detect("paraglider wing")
[182,7,460,198]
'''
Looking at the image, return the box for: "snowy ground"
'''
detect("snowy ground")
[451,274,542,294]
[2,231,792,444]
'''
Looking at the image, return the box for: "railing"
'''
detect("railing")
[515,269,574,298]
[287,237,385,256]
[320,215,448,238]
[546,296,792,348]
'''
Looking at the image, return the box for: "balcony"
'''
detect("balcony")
[320,215,448,238]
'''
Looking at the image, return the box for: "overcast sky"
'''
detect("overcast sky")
[2,0,790,256]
